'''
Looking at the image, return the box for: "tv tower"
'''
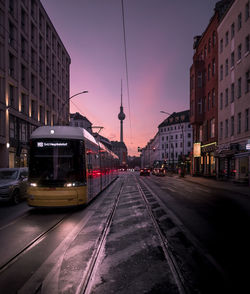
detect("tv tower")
[118,80,126,143]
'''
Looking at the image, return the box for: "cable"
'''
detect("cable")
[121,0,132,144]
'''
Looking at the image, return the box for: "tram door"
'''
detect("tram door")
[87,151,94,200]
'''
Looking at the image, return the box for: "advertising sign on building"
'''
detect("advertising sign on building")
[193,143,201,157]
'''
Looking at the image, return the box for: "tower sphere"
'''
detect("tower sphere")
[118,112,125,120]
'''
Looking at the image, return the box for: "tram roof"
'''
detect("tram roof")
[30,126,98,145]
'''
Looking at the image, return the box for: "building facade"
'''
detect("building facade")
[141,132,160,168]
[217,0,250,184]
[190,1,233,177]
[158,110,193,172]
[0,0,70,167]
[111,141,127,168]
[70,112,92,133]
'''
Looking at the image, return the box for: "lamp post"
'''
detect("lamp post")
[64,90,88,125]
[69,90,88,100]
[160,110,185,171]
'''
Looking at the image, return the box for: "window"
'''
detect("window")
[220,38,223,53]
[220,121,223,139]
[238,13,242,30]
[9,84,15,107]
[231,83,235,102]
[237,112,241,134]
[203,97,206,113]
[220,65,223,80]
[31,73,36,94]
[31,100,36,119]
[21,93,27,114]
[212,59,216,76]
[8,52,15,78]
[212,31,216,47]
[246,34,250,53]
[238,44,242,61]
[208,64,211,81]
[21,8,28,34]
[204,45,207,57]
[208,38,211,53]
[210,118,215,138]
[225,59,229,76]
[246,1,249,21]
[212,89,215,107]
[225,88,229,106]
[162,136,164,141]
[231,116,234,136]
[197,72,202,87]
[21,64,27,88]
[231,23,235,39]
[246,108,249,132]
[225,31,229,46]
[231,51,235,67]
[208,92,210,111]
[198,98,202,114]
[246,70,250,93]
[225,119,228,138]
[220,92,223,110]
[238,77,242,98]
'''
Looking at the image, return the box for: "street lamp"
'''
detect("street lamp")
[69,90,88,100]
[160,110,185,169]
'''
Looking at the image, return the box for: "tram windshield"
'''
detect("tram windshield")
[29,139,86,186]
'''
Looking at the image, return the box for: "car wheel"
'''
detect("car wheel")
[12,189,20,205]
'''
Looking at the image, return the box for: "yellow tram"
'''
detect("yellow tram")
[27,126,119,207]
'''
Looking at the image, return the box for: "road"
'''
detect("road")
[0,172,249,293]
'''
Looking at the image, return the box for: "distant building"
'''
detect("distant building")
[111,141,127,167]
[141,132,159,168]
[93,133,112,150]
[70,112,92,133]
[0,0,70,167]
[158,110,193,171]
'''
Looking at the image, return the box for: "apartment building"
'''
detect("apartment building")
[0,0,71,168]
[141,132,160,168]
[190,0,233,177]
[217,0,250,184]
[158,110,193,172]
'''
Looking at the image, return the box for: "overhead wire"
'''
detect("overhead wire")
[121,0,132,144]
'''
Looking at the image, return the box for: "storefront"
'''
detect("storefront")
[200,142,217,177]
[234,148,250,186]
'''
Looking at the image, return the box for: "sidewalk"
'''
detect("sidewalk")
[170,173,250,196]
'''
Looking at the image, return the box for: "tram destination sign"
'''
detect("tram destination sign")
[37,142,68,148]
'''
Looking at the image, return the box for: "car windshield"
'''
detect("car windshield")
[0,170,18,180]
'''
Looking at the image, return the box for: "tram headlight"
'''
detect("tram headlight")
[64,182,76,187]
[30,183,37,187]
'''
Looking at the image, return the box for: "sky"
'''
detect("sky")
[41,0,219,156]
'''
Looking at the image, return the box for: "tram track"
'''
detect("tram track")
[136,178,187,294]
[0,212,71,274]
[137,176,229,293]
[76,180,124,294]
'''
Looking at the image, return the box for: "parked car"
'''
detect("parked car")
[140,168,150,176]
[0,168,28,204]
